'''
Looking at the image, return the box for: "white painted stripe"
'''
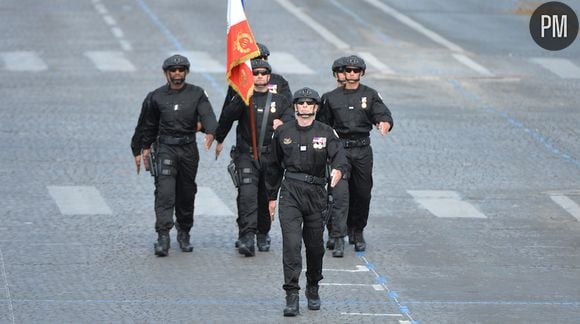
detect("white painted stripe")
[268,51,315,74]
[111,27,124,38]
[47,186,112,215]
[530,58,580,79]
[407,190,487,218]
[85,51,135,71]
[119,40,133,52]
[1,51,47,71]
[550,195,580,221]
[452,53,494,76]
[357,51,395,74]
[94,3,107,15]
[195,187,235,216]
[274,0,350,50]
[320,283,385,290]
[177,51,224,73]
[103,15,116,26]
[0,248,15,324]
[341,312,403,317]
[320,265,369,272]
[362,0,464,53]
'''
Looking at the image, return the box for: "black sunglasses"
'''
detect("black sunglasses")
[344,67,361,73]
[295,100,315,105]
[168,67,186,73]
[252,70,270,76]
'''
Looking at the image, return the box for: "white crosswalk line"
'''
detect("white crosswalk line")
[357,51,395,74]
[195,187,234,216]
[530,57,580,79]
[452,53,494,77]
[177,51,224,73]
[268,51,315,75]
[407,190,487,218]
[48,186,112,215]
[1,51,47,71]
[550,195,580,221]
[85,51,135,71]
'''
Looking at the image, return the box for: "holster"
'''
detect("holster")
[148,144,158,177]
[322,193,334,227]
[227,145,239,187]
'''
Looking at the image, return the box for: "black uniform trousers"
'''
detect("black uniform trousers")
[278,179,326,293]
[328,176,349,238]
[154,142,199,235]
[235,152,271,239]
[345,145,373,232]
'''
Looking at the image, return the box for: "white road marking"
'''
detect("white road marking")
[47,186,112,215]
[274,0,350,50]
[357,51,395,74]
[268,51,315,74]
[407,190,487,218]
[92,0,132,51]
[319,265,370,272]
[341,312,403,317]
[175,51,224,73]
[452,53,493,76]
[0,248,15,324]
[320,283,385,290]
[85,51,136,71]
[1,51,47,72]
[550,195,580,221]
[195,187,235,216]
[530,57,580,79]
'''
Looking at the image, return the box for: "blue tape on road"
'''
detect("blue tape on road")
[389,291,399,299]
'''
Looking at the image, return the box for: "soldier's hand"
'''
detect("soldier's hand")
[204,134,214,151]
[330,169,342,188]
[215,142,224,160]
[377,121,391,136]
[134,155,141,175]
[142,149,151,171]
[268,200,277,221]
[272,118,284,130]
[197,121,204,132]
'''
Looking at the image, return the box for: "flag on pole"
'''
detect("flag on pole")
[226,0,260,105]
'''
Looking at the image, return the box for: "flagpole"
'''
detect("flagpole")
[248,97,259,161]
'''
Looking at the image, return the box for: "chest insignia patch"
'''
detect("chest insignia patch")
[174,104,179,111]
[283,137,292,145]
[361,97,368,109]
[270,101,276,113]
[312,137,327,149]
[268,84,278,94]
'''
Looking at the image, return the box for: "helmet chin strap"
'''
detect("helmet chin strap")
[296,112,316,118]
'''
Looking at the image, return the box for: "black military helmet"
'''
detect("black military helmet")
[162,54,190,71]
[331,56,347,73]
[251,59,271,73]
[257,43,270,58]
[344,55,366,72]
[293,87,321,104]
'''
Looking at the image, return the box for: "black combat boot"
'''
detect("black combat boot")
[238,234,255,257]
[154,233,170,257]
[332,237,345,257]
[256,233,270,252]
[348,228,355,245]
[354,231,366,252]
[177,231,193,252]
[326,237,335,250]
[283,293,299,316]
[305,284,321,310]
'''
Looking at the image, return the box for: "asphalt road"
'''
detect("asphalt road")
[1,0,579,323]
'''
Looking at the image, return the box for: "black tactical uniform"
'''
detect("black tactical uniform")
[130,92,153,157]
[267,88,348,316]
[317,55,393,252]
[141,55,218,256]
[215,60,293,256]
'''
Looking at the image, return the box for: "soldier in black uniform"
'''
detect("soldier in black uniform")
[266,87,348,316]
[221,42,292,109]
[317,55,393,253]
[209,59,293,257]
[140,54,218,257]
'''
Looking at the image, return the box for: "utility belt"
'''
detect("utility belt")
[284,172,326,186]
[158,135,195,146]
[341,136,370,148]
[249,145,270,154]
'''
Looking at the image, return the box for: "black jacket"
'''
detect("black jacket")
[318,84,393,139]
[215,90,293,152]
[266,120,348,200]
[141,83,218,149]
